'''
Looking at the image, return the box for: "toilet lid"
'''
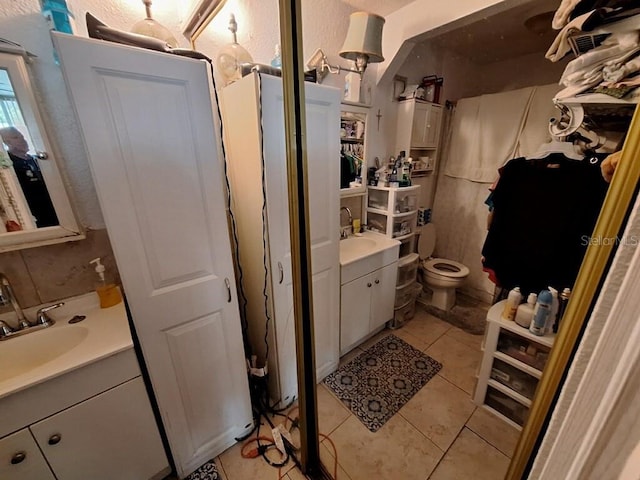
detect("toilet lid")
[418,223,436,258]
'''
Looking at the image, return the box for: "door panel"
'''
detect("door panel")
[340,274,371,354]
[370,263,399,330]
[260,75,340,403]
[0,429,55,480]
[54,34,251,477]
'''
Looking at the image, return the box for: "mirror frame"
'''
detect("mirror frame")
[187,1,640,477]
[0,51,83,252]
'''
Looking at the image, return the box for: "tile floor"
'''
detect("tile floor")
[213,305,521,480]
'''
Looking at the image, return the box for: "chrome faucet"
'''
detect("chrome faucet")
[340,206,353,239]
[0,272,64,340]
[0,272,30,330]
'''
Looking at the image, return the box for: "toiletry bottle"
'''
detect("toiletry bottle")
[344,71,361,102]
[90,257,123,308]
[554,288,571,333]
[515,292,537,328]
[502,286,522,321]
[546,287,559,334]
[270,44,282,68]
[530,289,552,336]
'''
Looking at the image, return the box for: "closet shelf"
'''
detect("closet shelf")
[341,137,364,144]
[556,91,640,106]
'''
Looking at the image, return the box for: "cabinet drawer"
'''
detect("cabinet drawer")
[497,329,549,372]
[485,385,529,427]
[490,358,538,400]
[397,253,419,286]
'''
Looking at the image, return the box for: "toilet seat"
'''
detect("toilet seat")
[423,258,469,278]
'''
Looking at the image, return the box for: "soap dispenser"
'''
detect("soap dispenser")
[90,257,122,308]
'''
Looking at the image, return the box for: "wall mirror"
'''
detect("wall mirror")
[0,51,82,251]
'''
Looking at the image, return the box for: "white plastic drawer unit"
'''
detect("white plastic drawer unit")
[397,253,419,286]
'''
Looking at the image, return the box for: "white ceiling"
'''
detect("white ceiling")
[343,0,562,64]
[341,0,414,16]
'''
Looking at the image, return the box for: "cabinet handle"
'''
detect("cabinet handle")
[278,262,284,284]
[375,279,380,284]
[48,434,61,445]
[11,452,26,464]
[367,282,372,288]
[224,278,232,303]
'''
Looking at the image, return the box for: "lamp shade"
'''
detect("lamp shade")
[339,12,385,64]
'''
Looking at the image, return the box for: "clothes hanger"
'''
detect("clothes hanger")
[527,137,584,161]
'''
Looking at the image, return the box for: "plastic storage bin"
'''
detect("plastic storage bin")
[392,213,415,238]
[398,235,415,258]
[395,281,418,308]
[397,253,419,286]
[485,386,529,426]
[497,330,550,372]
[368,189,389,211]
[490,358,538,400]
[394,190,417,213]
[367,211,388,235]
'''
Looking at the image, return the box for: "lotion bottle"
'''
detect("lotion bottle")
[515,292,537,328]
[546,287,559,334]
[502,286,522,321]
[90,257,122,308]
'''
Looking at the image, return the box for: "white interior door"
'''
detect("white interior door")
[260,76,340,405]
[53,34,252,477]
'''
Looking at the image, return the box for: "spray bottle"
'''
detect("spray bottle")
[502,286,522,321]
[90,257,122,308]
[530,289,552,336]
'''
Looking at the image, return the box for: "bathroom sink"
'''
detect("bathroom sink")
[0,326,89,383]
[340,231,401,267]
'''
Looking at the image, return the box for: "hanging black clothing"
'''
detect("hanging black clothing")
[9,152,59,228]
[481,154,608,296]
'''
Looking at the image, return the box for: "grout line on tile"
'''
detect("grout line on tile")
[461,426,511,461]
[464,419,518,459]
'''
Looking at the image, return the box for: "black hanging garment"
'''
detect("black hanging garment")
[481,153,609,296]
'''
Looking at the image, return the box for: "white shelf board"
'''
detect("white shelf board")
[340,188,366,198]
[367,185,421,192]
[481,405,523,431]
[366,207,418,218]
[487,301,555,348]
[394,233,415,242]
[493,350,543,379]
[488,379,532,407]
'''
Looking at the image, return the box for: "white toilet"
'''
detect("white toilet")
[418,223,470,311]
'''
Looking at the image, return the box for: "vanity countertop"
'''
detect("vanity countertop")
[0,292,133,399]
[339,231,401,267]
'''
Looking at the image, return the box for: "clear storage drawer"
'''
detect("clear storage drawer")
[394,190,417,214]
[490,358,538,400]
[497,330,550,372]
[397,253,419,286]
[368,189,389,211]
[393,213,415,238]
[485,386,528,427]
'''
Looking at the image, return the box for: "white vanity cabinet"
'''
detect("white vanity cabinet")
[340,262,397,354]
[0,429,55,480]
[339,235,400,355]
[0,355,168,480]
[222,73,341,406]
[30,377,166,480]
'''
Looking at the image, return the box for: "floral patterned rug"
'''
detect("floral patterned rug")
[324,335,442,432]
[186,460,219,480]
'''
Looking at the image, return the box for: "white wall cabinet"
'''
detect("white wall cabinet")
[474,301,555,429]
[395,99,443,174]
[222,73,341,407]
[340,260,398,355]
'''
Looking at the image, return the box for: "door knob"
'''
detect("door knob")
[48,434,61,445]
[11,452,26,464]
